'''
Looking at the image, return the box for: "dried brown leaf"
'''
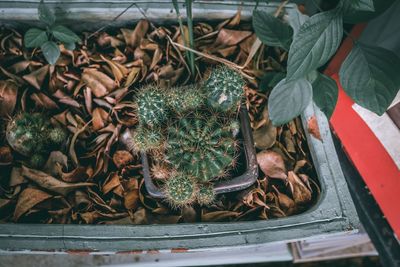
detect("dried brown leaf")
[257,150,287,180]
[124,189,139,210]
[21,166,95,196]
[31,92,59,110]
[22,65,49,90]
[253,123,276,150]
[214,29,252,47]
[92,107,109,131]
[122,20,149,48]
[82,68,116,98]
[307,115,322,141]
[201,210,240,222]
[0,146,13,165]
[102,172,121,195]
[287,171,312,206]
[13,187,52,221]
[62,167,89,183]
[113,150,134,169]
[0,80,18,117]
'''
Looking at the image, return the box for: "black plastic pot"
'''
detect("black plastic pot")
[141,105,258,199]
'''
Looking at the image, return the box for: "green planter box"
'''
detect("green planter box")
[0,0,359,252]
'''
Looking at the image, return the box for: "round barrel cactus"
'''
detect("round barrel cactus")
[164,173,197,208]
[130,126,164,153]
[203,66,245,112]
[166,113,238,182]
[166,85,205,114]
[6,112,67,168]
[196,183,215,206]
[136,85,168,127]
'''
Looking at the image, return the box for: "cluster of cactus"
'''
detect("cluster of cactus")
[6,112,67,168]
[131,66,245,208]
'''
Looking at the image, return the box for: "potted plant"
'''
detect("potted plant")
[1,0,385,252]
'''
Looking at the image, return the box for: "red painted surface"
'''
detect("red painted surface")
[327,26,400,238]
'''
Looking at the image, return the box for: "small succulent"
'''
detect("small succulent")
[49,127,68,146]
[166,113,238,182]
[6,112,67,168]
[163,173,197,208]
[23,0,81,65]
[29,154,47,169]
[203,66,245,112]
[151,161,171,180]
[165,86,205,114]
[136,85,168,127]
[129,125,164,153]
[196,183,215,206]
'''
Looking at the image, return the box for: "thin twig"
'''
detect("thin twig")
[88,2,137,39]
[167,37,255,80]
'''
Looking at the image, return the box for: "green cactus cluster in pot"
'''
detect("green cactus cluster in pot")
[6,112,68,168]
[130,66,245,208]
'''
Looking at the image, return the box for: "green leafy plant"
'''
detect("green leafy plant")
[23,0,81,64]
[253,0,400,125]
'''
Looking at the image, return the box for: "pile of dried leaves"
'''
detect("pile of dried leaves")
[0,10,320,224]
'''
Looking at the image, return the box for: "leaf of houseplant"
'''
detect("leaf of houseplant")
[259,72,286,93]
[63,42,76,50]
[38,0,56,26]
[312,73,338,119]
[345,0,375,11]
[287,10,343,81]
[343,0,395,24]
[268,78,313,126]
[252,10,293,50]
[339,43,400,115]
[24,28,48,48]
[287,9,309,36]
[41,41,60,65]
[52,25,81,44]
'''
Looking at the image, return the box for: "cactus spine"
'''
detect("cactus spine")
[166,113,238,182]
[6,112,67,168]
[164,173,197,208]
[130,126,164,153]
[165,86,205,114]
[204,66,245,112]
[136,85,168,127]
[196,183,215,206]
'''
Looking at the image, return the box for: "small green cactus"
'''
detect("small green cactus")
[129,126,164,153]
[29,154,47,168]
[49,127,67,146]
[6,113,66,157]
[136,85,168,127]
[166,86,204,114]
[166,113,238,182]
[196,183,215,206]
[164,173,197,208]
[204,66,245,112]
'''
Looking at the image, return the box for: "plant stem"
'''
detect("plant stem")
[185,0,196,77]
[172,0,195,78]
